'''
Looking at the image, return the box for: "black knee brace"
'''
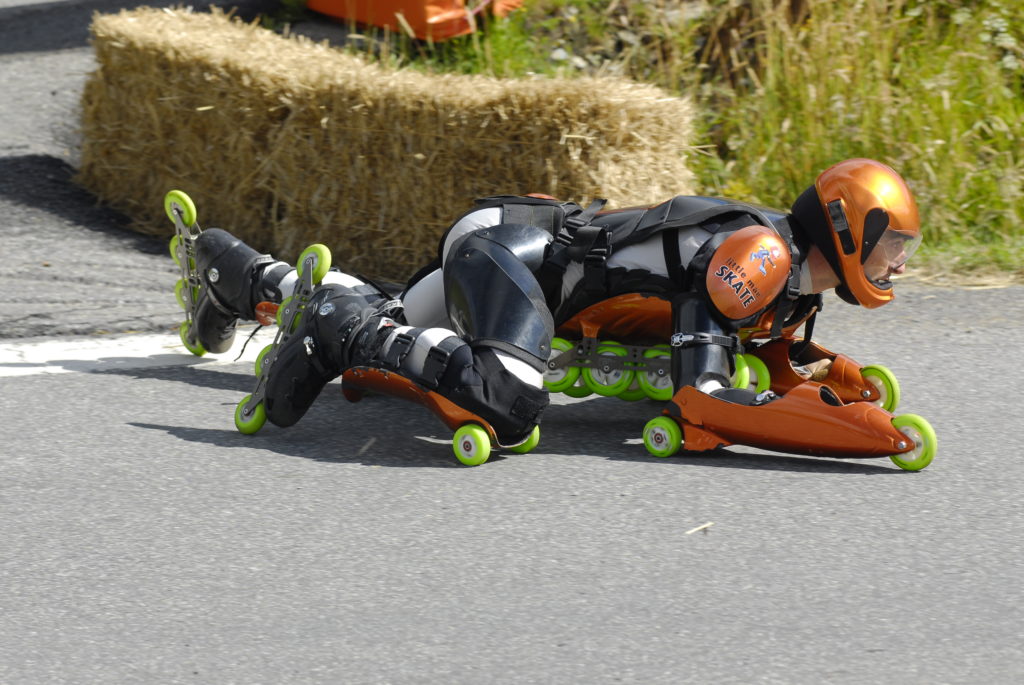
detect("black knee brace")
[443,223,554,369]
[670,295,740,390]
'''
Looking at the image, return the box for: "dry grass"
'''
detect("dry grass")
[78,7,696,280]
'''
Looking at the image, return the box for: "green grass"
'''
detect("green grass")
[299,0,1024,282]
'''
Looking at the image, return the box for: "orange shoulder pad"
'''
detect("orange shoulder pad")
[705,225,792,320]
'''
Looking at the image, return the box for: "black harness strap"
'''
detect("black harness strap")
[670,331,742,354]
[565,198,607,230]
[563,199,610,296]
[662,228,684,288]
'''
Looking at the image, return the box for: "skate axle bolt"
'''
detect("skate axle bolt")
[207,267,220,283]
[897,440,907,450]
[862,390,871,398]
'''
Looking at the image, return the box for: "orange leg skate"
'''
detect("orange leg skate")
[340,367,541,466]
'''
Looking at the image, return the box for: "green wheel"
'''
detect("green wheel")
[164,190,197,226]
[637,345,673,401]
[862,364,901,412]
[255,344,275,377]
[174,278,187,309]
[544,337,581,393]
[562,378,595,398]
[174,279,199,311]
[296,244,332,285]
[582,341,635,397]
[643,416,682,458]
[889,414,937,471]
[169,235,183,267]
[738,353,770,393]
[276,296,303,333]
[178,321,206,357]
[452,424,491,466]
[618,381,648,402]
[731,353,751,389]
[507,425,541,454]
[234,394,267,435]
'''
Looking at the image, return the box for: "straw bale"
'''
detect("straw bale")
[78,7,696,280]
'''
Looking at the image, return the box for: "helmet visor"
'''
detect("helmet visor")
[862,227,921,286]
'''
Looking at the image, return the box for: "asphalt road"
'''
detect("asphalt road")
[1,2,1023,683]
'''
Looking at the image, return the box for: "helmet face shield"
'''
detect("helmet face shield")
[862,227,921,287]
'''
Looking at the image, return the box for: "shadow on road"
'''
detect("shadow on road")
[0,154,168,250]
[101,362,258,392]
[127,380,899,474]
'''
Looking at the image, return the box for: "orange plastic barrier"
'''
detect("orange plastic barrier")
[306,0,523,41]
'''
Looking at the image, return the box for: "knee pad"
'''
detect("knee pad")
[443,224,554,368]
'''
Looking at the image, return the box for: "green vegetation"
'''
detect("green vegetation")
[313,0,1024,281]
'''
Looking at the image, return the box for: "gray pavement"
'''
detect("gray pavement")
[1,2,1023,684]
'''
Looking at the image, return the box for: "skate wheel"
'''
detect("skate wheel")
[562,379,594,398]
[637,345,673,401]
[737,353,770,393]
[643,416,682,458]
[296,244,332,285]
[174,279,198,311]
[889,414,936,471]
[169,235,183,267]
[234,394,267,435]
[618,380,647,402]
[276,296,303,332]
[452,423,491,466]
[178,321,206,357]
[582,341,635,397]
[731,353,751,389]
[174,278,187,309]
[862,364,900,412]
[255,343,275,377]
[543,337,581,393]
[506,426,541,454]
[164,190,197,226]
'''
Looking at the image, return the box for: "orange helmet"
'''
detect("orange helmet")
[790,159,921,308]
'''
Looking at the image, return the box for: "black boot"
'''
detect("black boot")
[263,284,398,427]
[191,229,288,354]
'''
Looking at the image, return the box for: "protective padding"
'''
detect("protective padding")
[671,296,732,391]
[705,225,791,320]
[443,225,554,366]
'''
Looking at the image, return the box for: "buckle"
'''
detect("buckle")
[584,246,609,265]
[421,345,452,389]
[564,215,587,229]
[383,332,415,368]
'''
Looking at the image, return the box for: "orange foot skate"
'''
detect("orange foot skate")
[743,338,902,411]
[642,383,937,471]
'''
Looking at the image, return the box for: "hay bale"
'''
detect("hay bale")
[78,7,696,280]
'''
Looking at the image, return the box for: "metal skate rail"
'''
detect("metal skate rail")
[169,202,203,345]
[237,251,319,422]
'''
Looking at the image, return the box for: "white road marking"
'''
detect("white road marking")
[0,326,277,377]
